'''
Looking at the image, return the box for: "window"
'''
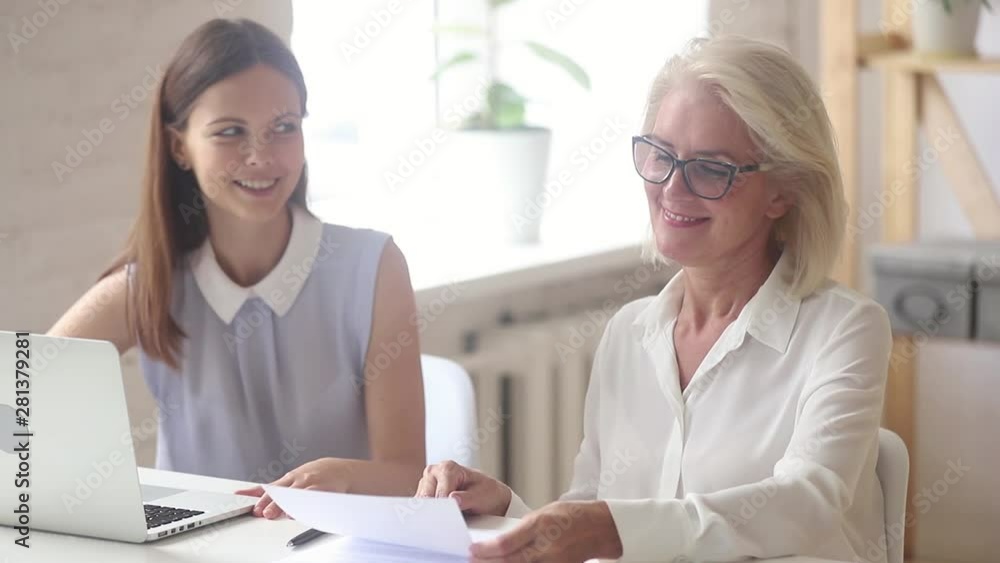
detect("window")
[292,1,707,255]
[291,0,438,230]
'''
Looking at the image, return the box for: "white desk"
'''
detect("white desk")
[1,468,305,563]
[0,468,846,563]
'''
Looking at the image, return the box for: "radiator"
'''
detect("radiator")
[449,310,613,508]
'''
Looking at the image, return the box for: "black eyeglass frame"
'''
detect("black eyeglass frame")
[632,135,768,200]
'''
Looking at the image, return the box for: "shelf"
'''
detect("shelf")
[861,51,1000,73]
[825,1,1000,558]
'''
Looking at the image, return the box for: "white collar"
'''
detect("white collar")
[190,205,324,324]
[631,251,802,354]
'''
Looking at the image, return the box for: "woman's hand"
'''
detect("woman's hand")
[470,501,623,563]
[415,460,512,517]
[234,457,352,519]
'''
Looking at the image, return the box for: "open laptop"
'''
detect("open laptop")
[0,331,257,542]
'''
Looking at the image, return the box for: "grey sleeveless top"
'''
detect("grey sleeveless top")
[139,205,390,482]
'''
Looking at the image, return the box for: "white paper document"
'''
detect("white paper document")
[276,535,469,562]
[272,517,526,563]
[263,485,474,557]
[264,485,847,563]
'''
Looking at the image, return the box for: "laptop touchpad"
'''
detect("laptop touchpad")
[141,484,187,502]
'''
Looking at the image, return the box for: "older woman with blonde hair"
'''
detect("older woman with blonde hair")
[418,36,893,563]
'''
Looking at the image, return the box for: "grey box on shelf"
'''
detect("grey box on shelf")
[869,242,984,340]
[975,254,1000,341]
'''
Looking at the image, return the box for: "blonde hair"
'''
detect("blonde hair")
[640,36,846,298]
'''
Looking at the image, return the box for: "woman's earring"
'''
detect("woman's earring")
[178,160,190,170]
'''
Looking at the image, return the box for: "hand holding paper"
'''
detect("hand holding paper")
[262,484,473,557]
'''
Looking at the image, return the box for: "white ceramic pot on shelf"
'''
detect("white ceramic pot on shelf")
[912,0,984,56]
[450,128,552,245]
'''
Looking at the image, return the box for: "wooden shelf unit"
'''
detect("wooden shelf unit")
[861,51,1000,72]
[822,0,1000,560]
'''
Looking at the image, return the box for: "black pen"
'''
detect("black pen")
[286,528,326,548]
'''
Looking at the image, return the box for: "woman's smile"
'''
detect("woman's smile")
[661,206,710,228]
[233,177,281,197]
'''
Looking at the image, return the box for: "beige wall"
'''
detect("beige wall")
[1,0,294,465]
[710,1,1000,560]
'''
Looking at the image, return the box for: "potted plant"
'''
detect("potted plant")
[432,0,590,244]
[912,0,993,56]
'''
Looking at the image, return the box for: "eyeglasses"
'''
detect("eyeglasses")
[632,135,767,200]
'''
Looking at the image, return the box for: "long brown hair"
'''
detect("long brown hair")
[105,18,309,369]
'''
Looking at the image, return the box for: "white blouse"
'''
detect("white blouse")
[507,252,893,563]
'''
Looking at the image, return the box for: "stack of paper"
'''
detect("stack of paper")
[277,536,468,562]
[263,485,520,562]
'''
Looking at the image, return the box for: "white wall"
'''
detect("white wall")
[712,1,1000,560]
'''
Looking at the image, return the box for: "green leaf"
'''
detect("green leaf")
[524,41,591,90]
[430,51,479,81]
[489,0,518,9]
[487,82,526,129]
[431,23,487,37]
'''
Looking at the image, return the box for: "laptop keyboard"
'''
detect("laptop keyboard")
[145,504,205,529]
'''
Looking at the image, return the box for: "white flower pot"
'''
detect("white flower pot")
[451,128,552,244]
[912,0,983,56]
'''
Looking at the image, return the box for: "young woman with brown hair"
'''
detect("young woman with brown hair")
[49,18,425,519]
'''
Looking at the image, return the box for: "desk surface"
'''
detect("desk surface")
[2,468,304,563]
[0,468,845,563]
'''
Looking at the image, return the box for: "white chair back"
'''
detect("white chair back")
[421,355,479,468]
[876,428,910,563]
